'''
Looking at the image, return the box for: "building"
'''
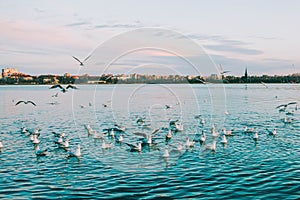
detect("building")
[2,68,20,77]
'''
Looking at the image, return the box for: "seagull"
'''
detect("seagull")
[133,128,160,145]
[0,141,4,149]
[72,55,91,66]
[222,128,233,136]
[35,146,47,156]
[219,64,230,75]
[49,84,78,93]
[21,127,28,134]
[32,135,40,144]
[68,144,81,157]
[15,100,36,106]
[185,137,195,148]
[165,105,171,109]
[162,146,170,158]
[55,135,63,145]
[200,131,206,144]
[204,140,217,152]
[253,131,259,141]
[266,128,277,136]
[126,142,142,152]
[61,139,70,149]
[276,102,297,112]
[166,129,173,140]
[220,135,228,144]
[102,140,113,149]
[52,92,59,97]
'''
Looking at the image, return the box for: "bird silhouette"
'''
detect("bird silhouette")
[49,84,78,93]
[15,100,36,106]
[72,55,91,66]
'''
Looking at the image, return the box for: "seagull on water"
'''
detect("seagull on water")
[15,100,36,106]
[68,144,81,157]
[21,127,28,134]
[32,134,40,144]
[133,128,160,146]
[185,137,195,148]
[220,135,228,144]
[35,146,47,156]
[102,140,113,149]
[200,131,206,144]
[204,140,217,152]
[162,146,170,158]
[266,128,277,136]
[0,141,4,149]
[72,55,91,66]
[253,131,259,141]
[126,141,142,152]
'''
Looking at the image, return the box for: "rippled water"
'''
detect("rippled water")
[0,84,300,199]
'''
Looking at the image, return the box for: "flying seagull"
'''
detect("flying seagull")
[49,84,78,93]
[15,100,36,106]
[219,64,230,75]
[72,55,91,66]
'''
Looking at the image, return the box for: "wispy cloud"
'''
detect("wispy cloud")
[94,22,143,29]
[204,44,263,55]
[65,21,90,27]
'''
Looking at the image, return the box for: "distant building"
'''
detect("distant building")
[2,68,20,77]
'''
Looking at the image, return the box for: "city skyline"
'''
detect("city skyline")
[0,1,299,76]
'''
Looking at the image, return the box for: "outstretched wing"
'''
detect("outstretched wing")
[276,104,287,109]
[15,101,25,106]
[125,143,137,148]
[28,101,36,106]
[84,54,91,62]
[66,84,78,89]
[49,84,63,89]
[72,56,83,64]
[287,101,297,106]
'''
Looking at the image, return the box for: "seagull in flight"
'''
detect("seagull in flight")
[219,64,230,75]
[72,55,91,66]
[49,84,78,93]
[15,100,36,106]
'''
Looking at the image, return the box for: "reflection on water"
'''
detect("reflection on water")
[0,84,300,199]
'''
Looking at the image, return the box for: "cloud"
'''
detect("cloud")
[204,44,263,55]
[94,22,143,29]
[65,21,90,27]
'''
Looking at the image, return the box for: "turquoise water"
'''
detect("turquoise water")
[0,84,299,199]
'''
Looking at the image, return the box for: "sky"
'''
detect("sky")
[0,0,299,76]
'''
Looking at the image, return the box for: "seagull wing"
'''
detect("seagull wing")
[276,104,286,109]
[72,56,83,64]
[287,101,297,106]
[125,143,137,148]
[28,101,36,106]
[66,84,78,89]
[83,54,91,62]
[49,84,63,89]
[15,101,25,106]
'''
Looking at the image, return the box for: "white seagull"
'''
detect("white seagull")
[68,144,81,157]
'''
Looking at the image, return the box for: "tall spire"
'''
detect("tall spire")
[244,67,248,79]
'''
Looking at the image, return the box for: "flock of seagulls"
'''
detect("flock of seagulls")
[3,74,299,167]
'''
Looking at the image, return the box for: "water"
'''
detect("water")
[0,84,300,199]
